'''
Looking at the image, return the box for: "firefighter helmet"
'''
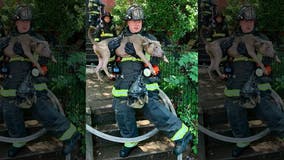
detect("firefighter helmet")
[101,12,113,20]
[13,5,32,21]
[124,4,144,21]
[237,4,256,21]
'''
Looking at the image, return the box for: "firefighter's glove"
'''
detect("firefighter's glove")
[108,36,122,56]
[0,37,10,55]
[13,41,25,57]
[220,36,234,53]
[125,42,139,58]
[237,41,248,56]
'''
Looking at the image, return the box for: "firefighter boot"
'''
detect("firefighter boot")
[119,146,137,157]
[7,146,24,157]
[62,131,81,155]
[173,131,192,155]
[232,145,249,157]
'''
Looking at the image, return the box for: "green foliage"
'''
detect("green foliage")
[271,53,284,96]
[112,0,197,42]
[160,48,198,154]
[223,0,284,32]
[0,0,85,43]
[47,51,86,153]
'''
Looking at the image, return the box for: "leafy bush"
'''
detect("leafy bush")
[160,48,198,154]
[112,0,197,42]
[47,51,86,153]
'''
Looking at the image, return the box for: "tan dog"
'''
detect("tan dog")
[88,29,168,81]
[3,34,56,75]
[202,36,232,80]
[228,34,281,75]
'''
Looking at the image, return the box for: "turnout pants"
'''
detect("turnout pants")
[2,91,70,142]
[113,91,182,139]
[225,90,284,139]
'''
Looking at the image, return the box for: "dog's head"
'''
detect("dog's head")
[255,40,281,63]
[142,39,169,63]
[31,40,57,63]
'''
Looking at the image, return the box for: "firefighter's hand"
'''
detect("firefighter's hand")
[0,37,10,51]
[125,42,139,58]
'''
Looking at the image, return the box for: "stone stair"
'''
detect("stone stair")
[198,65,284,160]
[0,118,65,160]
[86,73,193,160]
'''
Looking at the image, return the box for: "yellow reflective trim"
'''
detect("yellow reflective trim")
[112,87,128,97]
[9,57,30,62]
[124,142,138,148]
[94,38,100,42]
[212,33,226,37]
[257,83,271,91]
[34,83,48,91]
[224,87,240,97]
[13,142,26,148]
[121,57,142,62]
[89,11,99,14]
[146,83,159,91]
[100,33,114,37]
[0,89,16,97]
[233,56,254,62]
[171,123,189,141]
[237,142,250,148]
[59,123,77,141]
[206,38,212,41]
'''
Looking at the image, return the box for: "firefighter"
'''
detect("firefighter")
[211,13,229,41]
[108,4,192,157]
[223,4,284,157]
[92,12,117,42]
[88,0,103,27]
[0,5,80,157]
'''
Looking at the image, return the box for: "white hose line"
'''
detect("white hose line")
[0,89,63,143]
[86,125,159,143]
[198,125,270,143]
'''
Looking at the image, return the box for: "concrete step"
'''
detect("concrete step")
[203,120,268,147]
[92,104,152,125]
[0,136,64,160]
[93,120,158,147]
[205,137,284,160]
[94,136,193,160]
[200,104,264,126]
[0,120,43,137]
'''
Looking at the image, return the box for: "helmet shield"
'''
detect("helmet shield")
[125,5,144,21]
[13,5,32,21]
[237,5,256,21]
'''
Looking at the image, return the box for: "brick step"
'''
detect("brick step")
[0,136,65,160]
[204,137,284,160]
[94,137,192,160]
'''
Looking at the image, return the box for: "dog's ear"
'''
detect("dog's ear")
[255,41,264,48]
